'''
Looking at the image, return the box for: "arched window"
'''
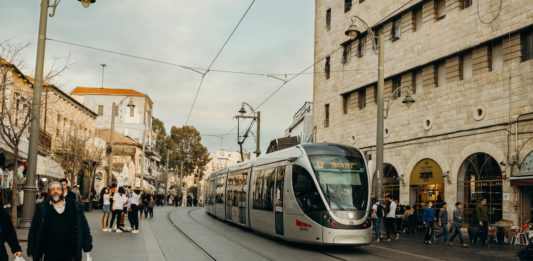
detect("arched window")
[458,153,502,225]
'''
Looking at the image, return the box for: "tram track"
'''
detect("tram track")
[182,208,276,261]
[167,210,217,261]
[173,208,352,261]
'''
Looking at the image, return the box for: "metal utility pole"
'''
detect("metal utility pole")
[100,63,107,88]
[179,160,184,205]
[20,0,49,229]
[375,33,385,202]
[164,151,169,202]
[140,120,146,190]
[107,103,116,186]
[255,111,261,158]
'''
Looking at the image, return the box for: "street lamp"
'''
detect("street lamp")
[344,16,384,202]
[79,0,96,8]
[20,0,96,229]
[235,102,261,161]
[107,97,135,187]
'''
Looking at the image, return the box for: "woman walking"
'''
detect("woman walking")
[109,187,127,232]
[101,187,112,232]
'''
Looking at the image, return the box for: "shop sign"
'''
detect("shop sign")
[410,158,443,185]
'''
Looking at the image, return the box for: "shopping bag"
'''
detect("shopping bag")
[14,256,25,261]
[87,252,93,261]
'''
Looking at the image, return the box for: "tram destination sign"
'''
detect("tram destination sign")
[313,158,364,173]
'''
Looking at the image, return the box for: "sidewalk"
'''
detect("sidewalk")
[369,229,523,260]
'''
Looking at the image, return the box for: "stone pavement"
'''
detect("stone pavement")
[7,207,529,260]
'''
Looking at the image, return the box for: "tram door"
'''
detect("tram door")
[275,166,285,236]
[225,176,232,221]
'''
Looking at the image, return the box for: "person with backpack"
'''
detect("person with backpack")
[371,197,385,242]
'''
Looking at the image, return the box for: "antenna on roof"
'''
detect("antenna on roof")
[100,64,107,88]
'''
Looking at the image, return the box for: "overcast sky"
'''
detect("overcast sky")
[0,0,315,154]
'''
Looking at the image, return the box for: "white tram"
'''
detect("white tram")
[205,143,372,245]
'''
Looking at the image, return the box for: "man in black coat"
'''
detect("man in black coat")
[60,178,77,201]
[27,181,93,261]
[0,208,22,261]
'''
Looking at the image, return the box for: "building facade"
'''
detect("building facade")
[70,87,161,181]
[285,101,314,143]
[313,0,533,225]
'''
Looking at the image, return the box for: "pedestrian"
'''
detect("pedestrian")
[142,193,150,218]
[422,201,436,244]
[402,205,415,234]
[100,187,111,232]
[174,194,179,207]
[147,195,155,218]
[128,188,141,233]
[384,194,399,242]
[27,181,92,261]
[476,198,490,248]
[371,197,385,242]
[436,202,450,244]
[109,187,127,232]
[0,207,22,261]
[72,185,82,202]
[449,202,469,247]
[60,178,76,201]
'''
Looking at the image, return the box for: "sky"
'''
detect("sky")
[0,0,315,155]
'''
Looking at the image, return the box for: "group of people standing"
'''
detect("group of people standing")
[371,194,492,248]
[100,184,157,233]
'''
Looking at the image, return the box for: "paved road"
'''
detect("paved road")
[11,206,523,260]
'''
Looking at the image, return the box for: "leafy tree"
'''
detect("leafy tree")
[168,125,210,181]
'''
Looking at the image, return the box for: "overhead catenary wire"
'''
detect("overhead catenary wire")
[45,38,375,77]
[222,0,422,149]
[185,0,257,125]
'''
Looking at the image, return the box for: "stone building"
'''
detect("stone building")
[70,87,161,183]
[313,0,532,225]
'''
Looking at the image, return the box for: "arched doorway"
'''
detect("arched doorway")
[457,153,502,225]
[372,163,400,200]
[410,159,444,214]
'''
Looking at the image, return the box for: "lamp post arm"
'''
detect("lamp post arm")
[384,87,402,119]
[350,15,378,51]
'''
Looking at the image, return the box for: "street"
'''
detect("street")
[14,206,521,261]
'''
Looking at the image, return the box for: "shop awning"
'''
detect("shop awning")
[37,156,65,179]
[510,175,533,186]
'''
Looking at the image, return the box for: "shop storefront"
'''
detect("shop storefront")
[511,151,533,225]
[409,159,444,214]
[372,163,400,200]
[457,153,502,224]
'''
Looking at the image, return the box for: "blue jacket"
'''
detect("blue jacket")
[27,198,92,261]
[422,207,436,222]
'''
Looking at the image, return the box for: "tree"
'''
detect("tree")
[0,45,33,225]
[53,117,103,188]
[168,125,210,182]
[0,42,69,224]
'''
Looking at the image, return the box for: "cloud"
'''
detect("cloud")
[0,0,314,153]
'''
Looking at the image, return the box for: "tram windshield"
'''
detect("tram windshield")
[309,154,368,211]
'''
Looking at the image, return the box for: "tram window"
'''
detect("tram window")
[253,168,275,211]
[215,177,225,204]
[293,165,326,213]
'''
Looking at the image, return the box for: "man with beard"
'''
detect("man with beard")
[27,181,93,261]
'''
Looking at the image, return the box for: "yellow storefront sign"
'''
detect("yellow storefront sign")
[410,158,443,185]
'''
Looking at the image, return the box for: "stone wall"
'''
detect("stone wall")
[314,0,533,224]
